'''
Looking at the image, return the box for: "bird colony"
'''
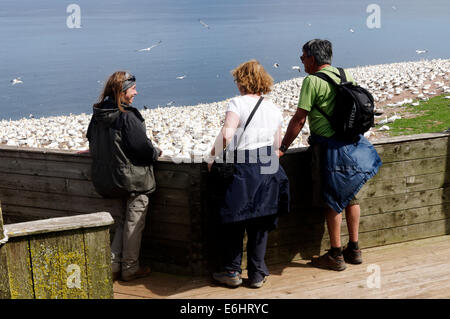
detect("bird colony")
[1,59,449,161]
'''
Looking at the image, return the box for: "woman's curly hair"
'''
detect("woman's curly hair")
[231,60,273,95]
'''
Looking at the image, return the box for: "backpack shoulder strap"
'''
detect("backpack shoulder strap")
[312,71,338,87]
[337,67,347,83]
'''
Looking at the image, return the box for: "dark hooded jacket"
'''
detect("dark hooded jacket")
[86,98,159,198]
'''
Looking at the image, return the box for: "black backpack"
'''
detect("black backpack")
[312,67,375,142]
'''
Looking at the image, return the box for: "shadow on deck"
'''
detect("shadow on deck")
[113,235,450,299]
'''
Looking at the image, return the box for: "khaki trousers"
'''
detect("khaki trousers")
[111,193,149,276]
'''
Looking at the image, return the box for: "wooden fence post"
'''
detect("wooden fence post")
[0,202,12,298]
[0,209,114,299]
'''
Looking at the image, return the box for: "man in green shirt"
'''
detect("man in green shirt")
[279,39,368,271]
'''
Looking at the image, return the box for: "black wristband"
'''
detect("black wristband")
[279,144,288,153]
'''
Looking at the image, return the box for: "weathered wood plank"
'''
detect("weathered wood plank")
[0,245,11,299]
[0,203,10,299]
[155,170,200,189]
[373,132,450,145]
[151,188,191,207]
[405,172,450,192]
[0,202,3,234]
[0,157,92,180]
[83,227,113,299]
[371,156,449,181]
[5,237,34,299]
[358,171,450,199]
[360,187,450,216]
[145,221,192,242]
[0,188,124,216]
[0,172,101,198]
[29,230,89,299]
[0,204,94,224]
[0,146,92,163]
[149,204,191,225]
[5,212,114,238]
[374,135,449,163]
[141,238,193,268]
[271,203,450,247]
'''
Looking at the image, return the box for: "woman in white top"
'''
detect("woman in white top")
[208,60,290,289]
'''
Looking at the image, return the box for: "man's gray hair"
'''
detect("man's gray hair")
[302,39,333,66]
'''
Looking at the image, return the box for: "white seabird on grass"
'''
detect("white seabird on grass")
[136,40,162,52]
[10,77,23,85]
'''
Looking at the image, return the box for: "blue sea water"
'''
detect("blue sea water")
[1,0,449,120]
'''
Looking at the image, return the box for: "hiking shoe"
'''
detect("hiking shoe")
[343,245,363,264]
[212,271,242,287]
[121,266,151,282]
[249,277,267,289]
[310,251,347,271]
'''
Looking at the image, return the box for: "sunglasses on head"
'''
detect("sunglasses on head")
[124,75,136,82]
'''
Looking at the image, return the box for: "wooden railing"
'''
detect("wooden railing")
[0,132,448,276]
[0,204,114,299]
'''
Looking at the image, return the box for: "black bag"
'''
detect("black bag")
[210,96,264,182]
[312,67,375,142]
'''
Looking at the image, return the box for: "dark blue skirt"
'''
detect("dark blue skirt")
[219,146,290,225]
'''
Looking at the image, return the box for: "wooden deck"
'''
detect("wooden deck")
[113,235,450,299]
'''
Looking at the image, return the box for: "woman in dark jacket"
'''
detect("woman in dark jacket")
[87,71,161,282]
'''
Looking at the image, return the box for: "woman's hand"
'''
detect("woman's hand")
[207,161,213,172]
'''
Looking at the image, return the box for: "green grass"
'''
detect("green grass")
[377,94,450,136]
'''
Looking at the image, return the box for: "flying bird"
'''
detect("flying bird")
[415,49,428,54]
[198,19,210,29]
[136,40,162,52]
[176,75,187,80]
[292,66,301,72]
[10,77,23,85]
[273,63,279,68]
[349,28,355,33]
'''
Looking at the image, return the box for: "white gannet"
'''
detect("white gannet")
[291,66,301,72]
[273,63,279,68]
[176,75,187,80]
[415,49,428,54]
[198,19,210,29]
[10,77,23,85]
[136,40,162,52]
[349,28,355,33]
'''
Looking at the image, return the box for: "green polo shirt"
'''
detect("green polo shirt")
[298,66,355,137]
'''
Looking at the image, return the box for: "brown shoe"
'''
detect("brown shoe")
[311,251,347,271]
[343,245,363,264]
[121,266,151,282]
